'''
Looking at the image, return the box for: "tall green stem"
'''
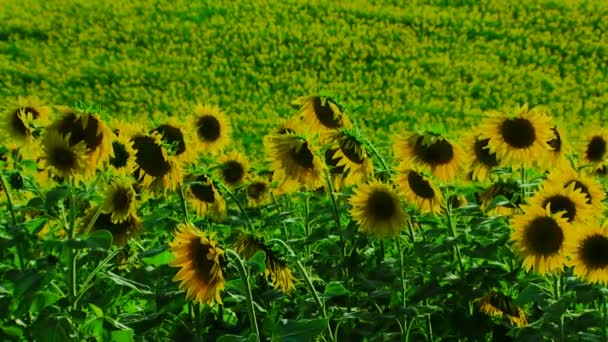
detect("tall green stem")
[67,177,77,299]
[603,293,607,342]
[553,274,564,342]
[177,182,190,224]
[226,249,260,340]
[445,204,464,274]
[222,185,253,232]
[0,172,23,270]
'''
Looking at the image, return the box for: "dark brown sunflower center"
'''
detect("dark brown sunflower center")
[112,188,132,212]
[542,195,576,222]
[190,238,214,280]
[56,112,103,150]
[564,180,592,204]
[221,160,245,185]
[407,171,435,199]
[474,138,499,167]
[367,190,396,221]
[448,195,464,209]
[580,234,608,270]
[196,115,221,142]
[547,127,561,152]
[414,137,454,165]
[131,136,171,178]
[191,175,215,203]
[500,118,536,148]
[110,141,129,168]
[94,212,133,239]
[312,97,343,129]
[339,138,365,164]
[524,216,564,256]
[152,124,186,156]
[49,146,78,171]
[247,182,267,199]
[11,107,39,136]
[325,148,345,174]
[585,136,606,162]
[291,142,314,168]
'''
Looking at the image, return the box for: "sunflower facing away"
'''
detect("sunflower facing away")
[190,104,231,156]
[187,174,227,222]
[265,133,326,192]
[479,105,553,168]
[464,132,500,182]
[40,130,89,179]
[102,177,138,224]
[131,132,182,192]
[326,130,374,187]
[170,223,225,305]
[108,127,138,175]
[349,180,407,238]
[567,224,608,285]
[580,128,608,169]
[394,132,465,182]
[84,206,143,246]
[511,204,571,274]
[478,179,523,217]
[234,233,296,293]
[293,95,351,134]
[217,151,249,188]
[395,167,443,215]
[150,117,196,164]
[0,96,50,152]
[246,176,271,207]
[546,167,605,221]
[475,291,527,327]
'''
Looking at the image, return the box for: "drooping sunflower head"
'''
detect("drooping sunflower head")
[475,291,527,327]
[511,204,570,274]
[102,177,138,224]
[49,107,113,170]
[169,223,225,305]
[234,233,296,293]
[526,179,594,226]
[349,180,407,238]
[131,132,182,192]
[464,132,501,182]
[325,130,374,187]
[567,224,608,285]
[394,132,465,182]
[478,179,523,217]
[581,129,608,168]
[546,167,605,220]
[190,104,231,156]
[84,207,143,246]
[187,173,227,222]
[293,95,351,133]
[246,176,271,207]
[40,130,89,179]
[150,117,195,163]
[395,167,443,215]
[479,105,553,168]
[265,133,326,192]
[217,151,249,188]
[0,96,50,151]
[107,125,138,175]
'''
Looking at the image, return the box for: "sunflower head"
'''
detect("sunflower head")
[475,291,527,327]
[325,130,374,187]
[131,132,182,192]
[217,151,249,188]
[84,207,142,246]
[102,177,138,224]
[526,179,594,226]
[395,167,443,215]
[465,132,501,182]
[546,167,605,221]
[0,97,50,152]
[150,117,195,163]
[567,224,608,285]
[187,173,227,221]
[349,180,407,238]
[581,129,608,168]
[478,179,522,217]
[107,126,138,175]
[293,95,351,133]
[170,223,225,305]
[41,130,89,179]
[190,104,231,156]
[246,176,271,207]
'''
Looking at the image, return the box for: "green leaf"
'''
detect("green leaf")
[484,195,511,211]
[142,250,174,266]
[89,303,104,318]
[23,217,48,234]
[20,159,39,172]
[248,250,266,274]
[273,318,328,342]
[69,230,113,250]
[217,335,251,342]
[45,186,68,210]
[111,329,135,342]
[322,282,350,299]
[102,271,153,294]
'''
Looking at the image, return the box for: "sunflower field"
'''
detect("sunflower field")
[2,0,608,341]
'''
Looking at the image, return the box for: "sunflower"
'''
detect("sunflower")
[0,96,50,153]
[580,128,608,169]
[150,117,196,163]
[234,233,296,293]
[394,132,465,182]
[84,207,142,246]
[546,167,605,220]
[326,130,374,187]
[246,176,271,207]
[187,174,227,222]
[190,104,231,156]
[40,130,89,179]
[324,147,346,190]
[107,128,138,175]
[293,95,351,133]
[479,105,553,168]
[511,204,570,274]
[131,132,182,192]
[475,291,527,327]
[49,107,113,173]
[395,167,443,215]
[526,180,593,226]
[464,132,500,182]
[102,177,138,224]
[169,223,225,305]
[265,133,326,192]
[349,180,407,238]
[544,125,569,169]
[478,180,523,217]
[217,151,249,188]
[567,225,608,285]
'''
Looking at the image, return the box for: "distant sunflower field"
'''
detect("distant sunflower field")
[2,0,608,341]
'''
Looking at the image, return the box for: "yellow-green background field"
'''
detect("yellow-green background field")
[2,0,607,150]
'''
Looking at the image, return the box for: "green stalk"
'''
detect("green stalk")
[445,203,464,274]
[67,177,77,299]
[603,293,607,342]
[83,205,104,236]
[362,137,391,176]
[177,182,190,224]
[553,274,564,342]
[0,171,23,270]
[222,185,253,232]
[226,249,260,340]
[396,236,408,342]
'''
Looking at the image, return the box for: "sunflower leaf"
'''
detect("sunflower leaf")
[68,230,112,250]
[248,251,266,274]
[272,318,329,342]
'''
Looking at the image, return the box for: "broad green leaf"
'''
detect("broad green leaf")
[111,329,135,342]
[102,271,153,294]
[322,282,350,299]
[69,230,113,250]
[142,250,174,266]
[273,318,328,342]
[248,250,266,274]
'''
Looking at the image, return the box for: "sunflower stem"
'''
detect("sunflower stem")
[222,185,253,232]
[0,171,23,270]
[226,249,260,340]
[520,165,527,199]
[362,136,391,176]
[603,292,607,342]
[67,177,77,300]
[325,171,347,283]
[83,205,104,236]
[304,192,311,258]
[396,236,409,342]
[177,182,190,224]
[552,273,565,342]
[406,217,416,242]
[446,203,464,274]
